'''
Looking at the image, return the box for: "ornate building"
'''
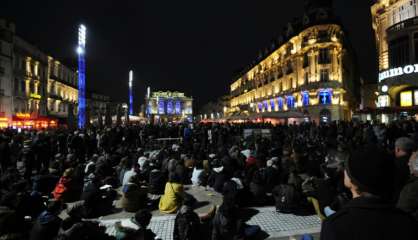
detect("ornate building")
[145,90,193,123]
[372,0,418,122]
[227,0,359,123]
[47,56,78,122]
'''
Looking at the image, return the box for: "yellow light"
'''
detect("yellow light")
[400,91,413,107]
[16,113,31,118]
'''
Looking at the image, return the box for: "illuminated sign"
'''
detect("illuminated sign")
[0,117,8,121]
[379,64,418,82]
[400,91,413,107]
[30,93,41,99]
[16,113,31,118]
[377,95,389,107]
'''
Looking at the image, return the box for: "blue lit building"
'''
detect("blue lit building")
[145,90,193,123]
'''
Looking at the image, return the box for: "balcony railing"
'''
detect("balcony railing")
[387,16,418,35]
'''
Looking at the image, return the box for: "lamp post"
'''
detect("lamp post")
[77,24,87,129]
[129,70,133,115]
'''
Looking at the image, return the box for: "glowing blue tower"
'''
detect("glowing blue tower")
[129,70,133,115]
[77,24,87,129]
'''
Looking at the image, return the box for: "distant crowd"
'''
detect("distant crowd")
[0,120,417,240]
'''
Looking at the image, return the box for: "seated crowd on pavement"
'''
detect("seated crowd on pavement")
[0,120,417,240]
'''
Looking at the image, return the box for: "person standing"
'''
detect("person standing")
[397,151,418,221]
[320,145,418,240]
[393,137,417,201]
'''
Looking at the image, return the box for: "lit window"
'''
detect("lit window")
[378,95,390,107]
[400,91,413,107]
[258,103,263,112]
[167,101,174,114]
[175,101,181,114]
[270,99,275,111]
[415,90,418,106]
[158,100,165,114]
[277,97,284,110]
[318,90,332,105]
[302,91,310,106]
[286,96,295,109]
[263,101,269,111]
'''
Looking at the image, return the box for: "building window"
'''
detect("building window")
[389,36,410,68]
[175,101,181,114]
[400,91,413,107]
[320,69,329,82]
[277,97,284,111]
[302,91,310,106]
[318,48,331,64]
[318,90,332,105]
[270,99,275,111]
[304,73,309,85]
[286,61,293,74]
[303,53,309,68]
[167,101,174,114]
[378,95,390,107]
[158,100,165,114]
[286,96,295,109]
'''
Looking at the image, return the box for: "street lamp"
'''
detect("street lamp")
[77,24,87,129]
[129,70,134,115]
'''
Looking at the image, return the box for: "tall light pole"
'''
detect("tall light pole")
[77,24,87,129]
[129,70,133,115]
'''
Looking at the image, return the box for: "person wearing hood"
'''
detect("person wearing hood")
[159,172,184,214]
[320,145,418,240]
[173,194,200,240]
[121,175,147,213]
[29,200,63,240]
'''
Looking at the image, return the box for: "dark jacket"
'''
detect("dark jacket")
[121,183,147,212]
[321,196,418,240]
[149,169,166,195]
[212,203,243,240]
[397,176,418,222]
[173,206,200,240]
[394,155,411,201]
[29,211,62,240]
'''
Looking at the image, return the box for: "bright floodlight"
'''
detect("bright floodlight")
[76,46,84,55]
[78,24,86,47]
[129,70,133,87]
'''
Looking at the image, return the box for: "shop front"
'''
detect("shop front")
[8,113,58,129]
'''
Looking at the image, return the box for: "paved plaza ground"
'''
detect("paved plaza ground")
[95,186,322,240]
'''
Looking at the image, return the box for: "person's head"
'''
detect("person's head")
[344,145,394,200]
[133,210,152,228]
[408,151,418,177]
[395,137,416,158]
[183,193,197,208]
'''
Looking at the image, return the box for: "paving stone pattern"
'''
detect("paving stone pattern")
[100,207,321,240]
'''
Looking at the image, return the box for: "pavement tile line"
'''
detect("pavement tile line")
[100,207,321,240]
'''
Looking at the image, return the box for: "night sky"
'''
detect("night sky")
[1,0,376,111]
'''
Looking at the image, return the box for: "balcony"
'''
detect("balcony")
[387,16,418,35]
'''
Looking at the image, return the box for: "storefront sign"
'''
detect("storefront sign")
[16,113,31,119]
[379,64,418,82]
[30,93,42,99]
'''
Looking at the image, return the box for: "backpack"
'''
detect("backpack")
[273,184,301,214]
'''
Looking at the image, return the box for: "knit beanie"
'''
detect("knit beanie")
[345,145,395,198]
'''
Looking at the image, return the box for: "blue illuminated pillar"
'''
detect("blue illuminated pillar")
[129,70,133,115]
[77,24,87,129]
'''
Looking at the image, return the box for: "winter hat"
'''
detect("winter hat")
[345,145,395,198]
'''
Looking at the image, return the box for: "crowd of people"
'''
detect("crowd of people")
[0,120,417,240]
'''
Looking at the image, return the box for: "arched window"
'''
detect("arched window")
[318,89,332,105]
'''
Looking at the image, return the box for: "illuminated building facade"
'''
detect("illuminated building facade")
[46,56,78,122]
[372,0,418,121]
[227,0,360,123]
[145,91,193,123]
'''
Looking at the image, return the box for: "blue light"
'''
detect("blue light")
[302,91,310,106]
[167,101,174,114]
[286,96,295,109]
[175,101,181,114]
[319,89,332,105]
[158,100,165,114]
[277,97,283,110]
[77,47,86,129]
[263,100,269,111]
[258,103,263,112]
[270,99,275,111]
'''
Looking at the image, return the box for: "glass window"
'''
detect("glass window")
[378,95,390,107]
[415,90,418,105]
[258,103,263,112]
[167,101,174,114]
[175,101,181,114]
[158,100,165,114]
[302,91,310,106]
[318,48,331,64]
[277,97,284,111]
[270,99,275,111]
[320,69,329,82]
[319,90,332,105]
[286,96,295,109]
[400,91,413,107]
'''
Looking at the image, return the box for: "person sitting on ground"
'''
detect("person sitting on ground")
[159,172,184,214]
[29,200,64,240]
[121,175,148,213]
[52,168,75,202]
[122,162,140,187]
[173,194,200,240]
[115,209,160,240]
[397,151,418,222]
[211,197,244,240]
[82,175,116,218]
[320,145,418,240]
